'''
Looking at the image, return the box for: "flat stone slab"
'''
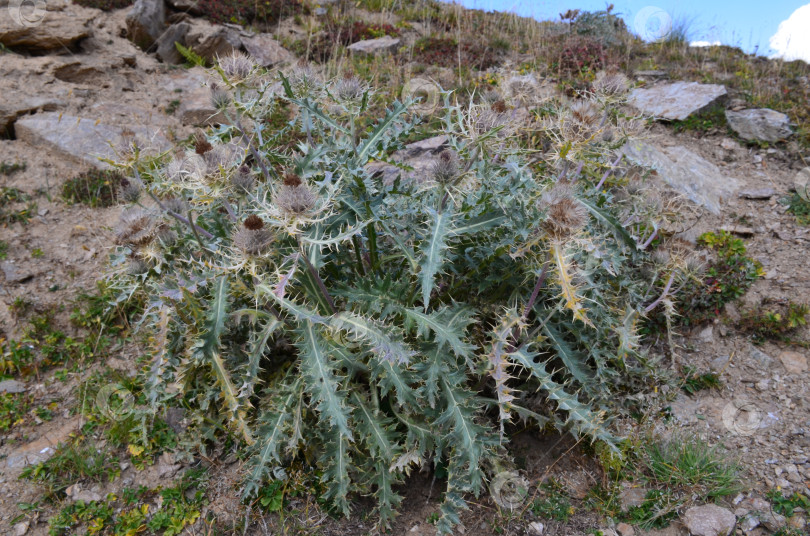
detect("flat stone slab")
[726,108,793,142]
[0,379,27,394]
[6,417,81,470]
[0,6,93,52]
[621,141,739,214]
[347,36,400,55]
[15,113,170,168]
[628,82,727,121]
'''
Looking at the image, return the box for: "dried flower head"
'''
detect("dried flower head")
[593,70,630,97]
[537,184,588,240]
[118,177,141,204]
[163,196,187,215]
[166,154,206,183]
[234,216,273,255]
[431,150,459,184]
[491,100,508,114]
[219,52,256,81]
[564,100,602,142]
[210,83,231,111]
[334,75,366,102]
[126,258,149,276]
[195,132,213,155]
[116,207,158,246]
[232,164,255,192]
[204,143,242,175]
[275,178,317,217]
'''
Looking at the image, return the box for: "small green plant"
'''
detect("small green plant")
[671,104,727,134]
[530,479,574,522]
[175,42,207,67]
[673,230,763,326]
[785,192,810,225]
[0,186,36,225]
[31,247,44,258]
[165,99,181,115]
[0,240,7,259]
[62,169,122,208]
[0,160,26,175]
[681,366,722,394]
[767,489,810,518]
[738,301,809,343]
[0,392,34,431]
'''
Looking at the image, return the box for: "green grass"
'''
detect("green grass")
[681,366,722,394]
[21,440,121,499]
[0,186,36,225]
[785,193,810,225]
[0,161,26,175]
[61,170,121,208]
[530,479,574,522]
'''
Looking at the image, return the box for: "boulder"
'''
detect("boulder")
[0,97,63,136]
[155,22,191,64]
[162,68,224,126]
[242,33,296,67]
[125,0,166,50]
[628,82,727,121]
[725,108,793,142]
[795,167,810,201]
[166,0,203,15]
[15,113,170,169]
[0,6,93,52]
[620,141,740,214]
[778,350,808,374]
[681,504,736,536]
[347,35,400,55]
[186,20,241,62]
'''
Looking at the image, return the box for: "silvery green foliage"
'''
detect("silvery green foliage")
[109,57,669,533]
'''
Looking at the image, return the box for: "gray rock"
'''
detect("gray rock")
[166,0,202,15]
[681,504,736,536]
[620,141,740,214]
[0,97,63,135]
[186,20,241,62]
[738,188,776,200]
[347,36,400,55]
[242,33,295,67]
[15,113,170,169]
[155,22,191,64]
[528,521,544,535]
[779,350,808,374]
[13,521,28,536]
[726,109,793,142]
[6,417,80,469]
[628,82,727,120]
[403,135,448,156]
[1,262,33,284]
[619,484,647,512]
[794,167,810,201]
[0,6,93,52]
[634,70,668,79]
[0,379,26,394]
[125,0,166,50]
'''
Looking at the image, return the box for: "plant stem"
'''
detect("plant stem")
[595,154,623,191]
[522,251,551,321]
[133,168,215,239]
[644,271,676,313]
[300,245,337,314]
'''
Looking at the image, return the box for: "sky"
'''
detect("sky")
[441,0,810,61]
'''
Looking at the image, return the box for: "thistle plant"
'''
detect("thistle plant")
[107,55,680,533]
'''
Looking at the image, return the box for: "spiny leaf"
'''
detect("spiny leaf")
[542,323,594,386]
[580,196,637,250]
[551,243,591,326]
[403,305,476,360]
[330,312,416,365]
[419,207,452,310]
[448,210,506,237]
[297,321,353,440]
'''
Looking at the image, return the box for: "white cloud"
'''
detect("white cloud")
[770,4,810,62]
[690,41,721,48]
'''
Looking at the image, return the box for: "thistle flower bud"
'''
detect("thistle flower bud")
[276,174,316,216]
[126,258,149,276]
[334,75,366,103]
[431,150,459,184]
[593,70,630,97]
[116,207,158,246]
[210,83,231,111]
[537,184,588,240]
[231,164,255,192]
[490,100,508,114]
[287,63,321,97]
[163,196,187,215]
[564,100,602,142]
[118,177,141,204]
[218,52,256,82]
[234,215,273,255]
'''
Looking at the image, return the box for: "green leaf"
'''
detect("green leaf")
[580,197,637,250]
[542,323,594,386]
[354,100,409,166]
[419,207,452,310]
[403,305,476,360]
[448,210,506,237]
[330,312,415,365]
